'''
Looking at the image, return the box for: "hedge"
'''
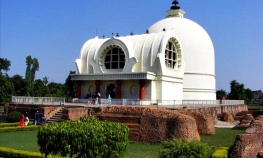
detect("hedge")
[38,115,130,157]
[0,126,39,133]
[0,122,20,128]
[0,146,50,158]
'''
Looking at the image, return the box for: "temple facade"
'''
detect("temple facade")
[71,1,216,102]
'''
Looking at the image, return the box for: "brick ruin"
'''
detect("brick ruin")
[93,106,214,142]
[228,111,263,158]
[6,103,263,156]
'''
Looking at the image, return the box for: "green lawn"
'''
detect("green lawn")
[0,131,39,152]
[0,130,161,158]
[0,128,245,157]
[127,142,161,158]
[200,128,245,147]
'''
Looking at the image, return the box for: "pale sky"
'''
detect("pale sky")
[1,0,263,92]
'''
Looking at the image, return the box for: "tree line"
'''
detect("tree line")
[0,56,76,103]
[216,80,261,104]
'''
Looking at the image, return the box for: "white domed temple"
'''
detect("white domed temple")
[71,0,216,104]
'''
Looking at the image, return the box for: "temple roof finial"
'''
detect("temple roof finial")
[166,0,185,18]
[170,0,180,10]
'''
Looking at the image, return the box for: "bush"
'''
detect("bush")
[38,115,130,157]
[212,147,228,158]
[159,138,212,158]
[6,111,21,123]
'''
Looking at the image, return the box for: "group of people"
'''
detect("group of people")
[86,91,112,106]
[18,112,29,126]
[86,92,101,105]
[18,111,46,126]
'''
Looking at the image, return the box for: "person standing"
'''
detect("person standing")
[24,112,29,126]
[108,93,111,106]
[97,92,101,105]
[34,111,39,125]
[92,92,96,105]
[86,92,91,104]
[41,115,47,124]
[19,114,25,127]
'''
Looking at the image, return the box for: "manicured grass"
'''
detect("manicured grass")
[127,142,161,158]
[0,130,39,152]
[0,128,245,157]
[0,130,161,158]
[200,128,245,147]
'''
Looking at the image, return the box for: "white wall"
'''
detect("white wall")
[183,91,216,100]
[121,80,140,99]
[183,74,216,100]
[160,81,183,100]
[81,81,96,98]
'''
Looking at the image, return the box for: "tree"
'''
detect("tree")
[9,75,28,96]
[228,80,248,103]
[245,88,253,104]
[25,56,32,83]
[25,56,39,96]
[42,76,48,87]
[65,71,76,98]
[0,58,11,73]
[216,89,227,100]
[48,82,65,97]
[0,58,13,102]
[33,79,45,97]
[0,73,14,102]
[42,76,51,97]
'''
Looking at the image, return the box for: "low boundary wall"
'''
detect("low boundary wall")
[4,103,248,122]
[180,104,248,120]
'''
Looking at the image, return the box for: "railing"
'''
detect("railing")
[221,100,245,105]
[11,96,245,107]
[71,98,245,108]
[12,96,65,105]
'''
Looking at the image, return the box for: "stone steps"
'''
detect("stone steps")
[95,114,141,142]
[47,108,64,123]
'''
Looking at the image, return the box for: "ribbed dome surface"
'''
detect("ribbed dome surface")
[148,17,215,75]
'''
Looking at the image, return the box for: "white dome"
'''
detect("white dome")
[148,16,216,100]
[148,17,215,75]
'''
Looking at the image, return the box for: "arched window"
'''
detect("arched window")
[165,37,181,69]
[104,46,125,70]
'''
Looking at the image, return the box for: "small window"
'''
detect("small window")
[165,38,179,69]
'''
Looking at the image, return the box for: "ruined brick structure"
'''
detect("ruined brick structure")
[229,114,263,158]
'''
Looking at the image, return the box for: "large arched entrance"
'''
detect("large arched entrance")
[106,84,116,98]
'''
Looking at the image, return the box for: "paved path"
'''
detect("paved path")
[214,120,240,128]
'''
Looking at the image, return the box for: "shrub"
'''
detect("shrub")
[6,111,21,123]
[0,122,19,128]
[0,126,39,133]
[212,147,228,158]
[38,115,130,157]
[0,146,50,158]
[0,97,11,104]
[159,138,212,158]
